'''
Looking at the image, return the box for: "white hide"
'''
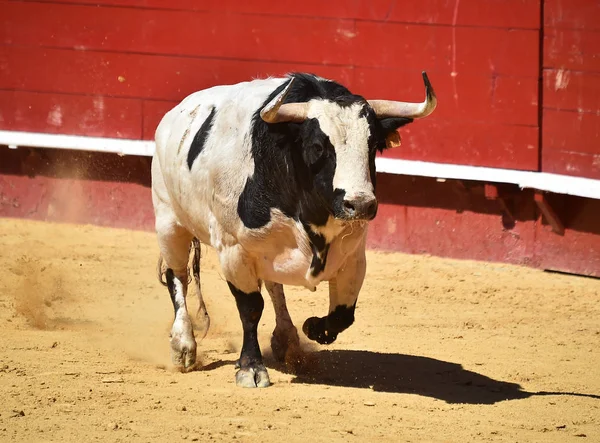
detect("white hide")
[307,101,374,202]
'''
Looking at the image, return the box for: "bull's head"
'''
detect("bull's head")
[260,73,436,222]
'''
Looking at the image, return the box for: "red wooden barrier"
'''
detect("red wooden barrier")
[0,90,143,138]
[542,0,600,179]
[22,0,541,28]
[0,0,540,169]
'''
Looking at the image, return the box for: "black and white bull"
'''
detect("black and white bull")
[152,72,436,387]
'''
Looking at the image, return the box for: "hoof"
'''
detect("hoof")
[235,364,271,388]
[170,321,197,371]
[271,333,287,363]
[270,327,310,374]
[170,341,197,371]
[271,327,300,363]
[302,316,337,345]
[275,342,308,374]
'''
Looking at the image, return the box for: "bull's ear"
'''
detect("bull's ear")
[379,117,413,150]
[386,131,402,149]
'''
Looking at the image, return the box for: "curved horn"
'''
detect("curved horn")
[368,71,437,119]
[260,78,309,123]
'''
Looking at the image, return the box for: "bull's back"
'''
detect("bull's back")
[152,77,287,243]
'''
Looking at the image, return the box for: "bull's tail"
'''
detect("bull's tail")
[156,237,201,287]
[156,255,168,287]
[191,237,201,281]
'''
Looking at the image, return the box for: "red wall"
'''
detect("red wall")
[542,0,600,179]
[1,0,542,170]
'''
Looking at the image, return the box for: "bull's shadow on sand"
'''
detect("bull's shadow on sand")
[273,350,600,405]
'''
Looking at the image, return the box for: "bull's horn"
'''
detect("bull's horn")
[368,71,437,119]
[261,78,309,124]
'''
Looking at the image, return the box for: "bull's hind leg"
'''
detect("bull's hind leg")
[220,245,270,388]
[265,282,300,364]
[157,221,196,371]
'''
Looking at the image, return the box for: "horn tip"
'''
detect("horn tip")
[421,71,436,104]
[421,71,432,88]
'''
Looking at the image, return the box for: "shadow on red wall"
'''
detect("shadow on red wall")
[372,173,600,277]
[0,147,153,230]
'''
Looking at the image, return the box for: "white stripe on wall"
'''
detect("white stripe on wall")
[2,130,599,200]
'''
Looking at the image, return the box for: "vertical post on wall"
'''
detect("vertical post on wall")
[534,191,565,236]
[537,0,545,173]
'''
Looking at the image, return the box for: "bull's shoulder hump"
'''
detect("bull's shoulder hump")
[155,77,291,167]
[154,100,213,155]
[159,77,288,133]
[178,77,288,109]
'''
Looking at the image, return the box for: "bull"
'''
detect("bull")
[152,72,436,387]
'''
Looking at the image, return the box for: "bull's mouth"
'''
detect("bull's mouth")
[335,213,377,223]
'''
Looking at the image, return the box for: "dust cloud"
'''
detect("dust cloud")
[12,257,76,330]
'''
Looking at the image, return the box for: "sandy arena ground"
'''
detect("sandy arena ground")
[0,218,599,442]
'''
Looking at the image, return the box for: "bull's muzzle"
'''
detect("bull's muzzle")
[342,195,378,220]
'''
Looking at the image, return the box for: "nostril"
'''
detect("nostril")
[366,200,378,217]
[343,200,356,213]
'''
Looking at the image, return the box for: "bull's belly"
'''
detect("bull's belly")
[177,209,321,289]
[170,197,363,290]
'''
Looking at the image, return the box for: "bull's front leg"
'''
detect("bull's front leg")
[220,245,270,388]
[303,245,366,345]
[265,281,301,363]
